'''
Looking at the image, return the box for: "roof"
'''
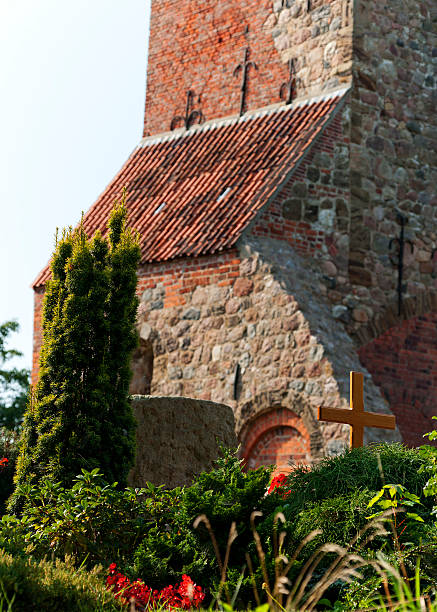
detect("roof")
[33,89,348,288]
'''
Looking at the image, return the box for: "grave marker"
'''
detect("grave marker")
[318,371,396,448]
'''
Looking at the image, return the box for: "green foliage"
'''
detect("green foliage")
[0,469,150,568]
[0,321,29,432]
[134,447,278,605]
[290,489,374,551]
[367,484,424,522]
[419,418,437,511]
[0,549,120,611]
[10,196,141,512]
[284,443,431,512]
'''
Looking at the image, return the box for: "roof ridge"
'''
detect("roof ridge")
[139,86,350,148]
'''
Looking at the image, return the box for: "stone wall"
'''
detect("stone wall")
[265,0,353,98]
[345,0,437,326]
[133,230,401,468]
[128,395,237,488]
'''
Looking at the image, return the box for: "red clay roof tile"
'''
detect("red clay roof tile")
[33,91,347,288]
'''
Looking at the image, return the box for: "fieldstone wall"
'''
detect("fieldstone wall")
[128,396,237,488]
[268,0,437,342]
[133,232,401,468]
[265,0,353,98]
[345,0,437,332]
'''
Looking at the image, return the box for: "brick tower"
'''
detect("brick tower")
[33,0,436,475]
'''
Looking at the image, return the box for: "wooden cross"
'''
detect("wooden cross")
[318,372,396,448]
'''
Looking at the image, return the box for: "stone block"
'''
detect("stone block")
[307,167,320,182]
[129,396,237,488]
[182,307,201,320]
[233,277,254,297]
[349,265,373,287]
[283,198,302,220]
[292,182,308,197]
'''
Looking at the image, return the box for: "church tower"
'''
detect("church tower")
[33,0,436,473]
[143,0,354,136]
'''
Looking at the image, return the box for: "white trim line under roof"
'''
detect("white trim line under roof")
[139,85,350,148]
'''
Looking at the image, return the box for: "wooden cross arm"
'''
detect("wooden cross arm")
[361,412,396,430]
[318,406,354,425]
[318,406,396,430]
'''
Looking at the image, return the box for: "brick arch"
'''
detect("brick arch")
[237,388,324,462]
[240,408,312,475]
[358,311,437,448]
[355,291,437,347]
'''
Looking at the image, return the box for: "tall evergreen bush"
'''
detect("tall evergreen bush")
[10,197,141,512]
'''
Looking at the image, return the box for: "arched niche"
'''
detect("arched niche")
[130,338,154,395]
[240,407,312,476]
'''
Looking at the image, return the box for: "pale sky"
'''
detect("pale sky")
[0,0,150,370]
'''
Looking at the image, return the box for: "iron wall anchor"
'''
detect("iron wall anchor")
[389,211,413,316]
[233,47,257,117]
[279,58,296,105]
[170,90,203,131]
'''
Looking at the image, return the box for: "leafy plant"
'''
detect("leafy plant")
[134,447,279,605]
[367,484,424,523]
[0,468,150,568]
[10,194,141,513]
[419,417,437,512]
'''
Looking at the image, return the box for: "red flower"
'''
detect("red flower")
[268,473,291,498]
[106,564,205,610]
[0,458,8,468]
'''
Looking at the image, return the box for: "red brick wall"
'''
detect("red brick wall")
[358,313,437,447]
[144,0,289,136]
[240,408,311,476]
[137,251,241,307]
[31,288,44,386]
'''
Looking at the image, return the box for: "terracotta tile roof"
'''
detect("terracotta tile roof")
[33,89,348,288]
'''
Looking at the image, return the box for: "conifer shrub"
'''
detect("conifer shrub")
[10,196,141,513]
[0,550,120,611]
[284,443,432,512]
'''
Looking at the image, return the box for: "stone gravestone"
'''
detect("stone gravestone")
[128,395,237,489]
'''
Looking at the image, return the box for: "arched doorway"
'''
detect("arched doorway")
[240,408,311,476]
[359,313,437,447]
